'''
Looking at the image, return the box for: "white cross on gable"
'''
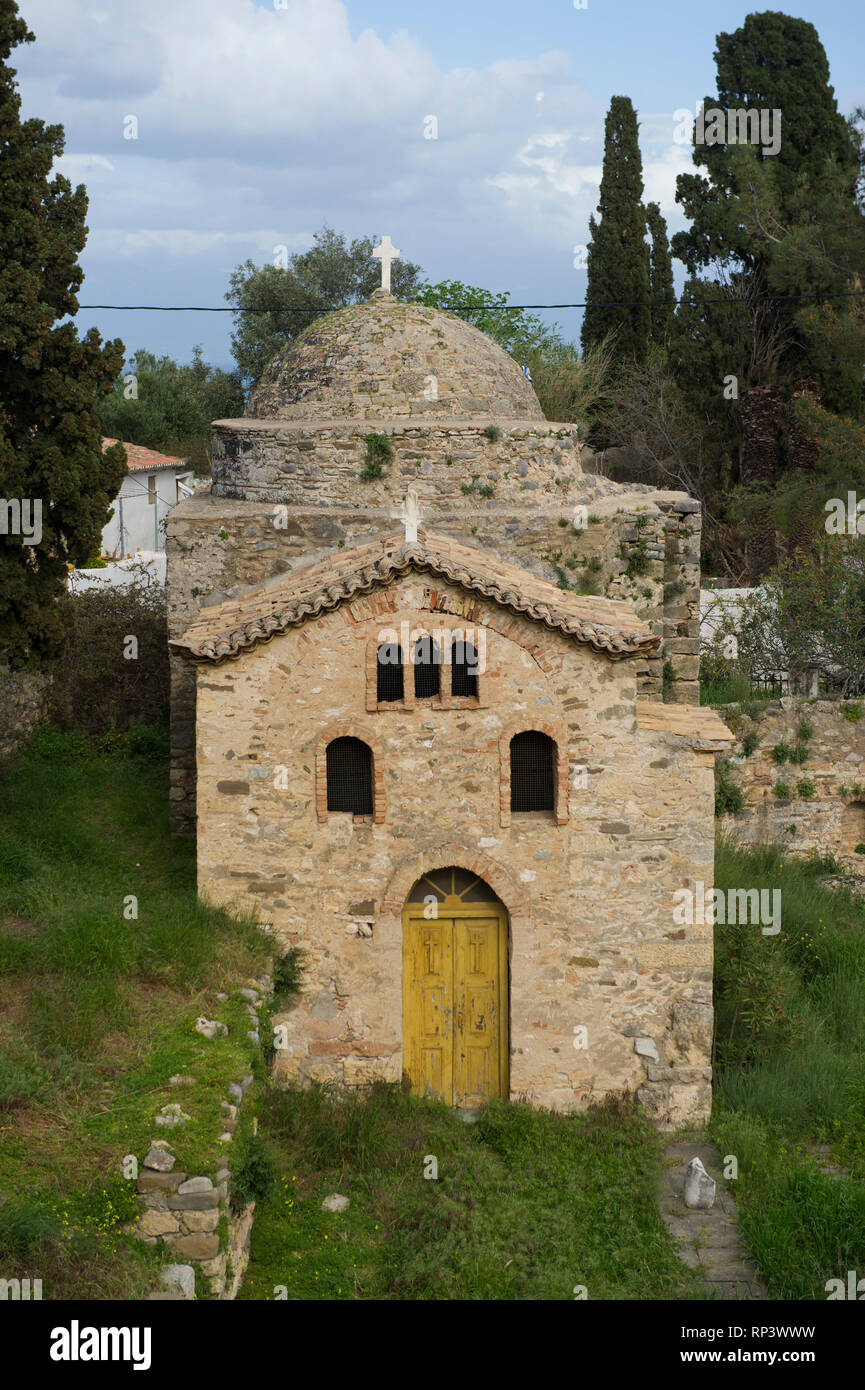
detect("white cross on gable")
[373,235,401,293]
[392,489,422,544]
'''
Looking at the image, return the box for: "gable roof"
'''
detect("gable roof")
[172,530,661,665]
[102,437,190,471]
[635,700,735,749]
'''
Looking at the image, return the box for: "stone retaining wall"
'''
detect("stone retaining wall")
[132,975,273,1299]
[718,697,865,864]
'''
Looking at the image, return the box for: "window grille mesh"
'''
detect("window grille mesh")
[510,731,556,812]
[376,643,404,702]
[414,637,440,699]
[451,641,479,698]
[326,737,373,815]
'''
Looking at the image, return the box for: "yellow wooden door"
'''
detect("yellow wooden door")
[453,915,504,1107]
[403,877,508,1107]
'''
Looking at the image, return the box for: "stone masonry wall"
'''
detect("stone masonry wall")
[718,697,865,865]
[167,491,700,834]
[191,573,715,1127]
[212,418,581,503]
[132,975,273,1299]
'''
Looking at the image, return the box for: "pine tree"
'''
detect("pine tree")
[671,12,864,415]
[581,96,651,362]
[645,202,675,345]
[668,13,865,577]
[0,2,126,666]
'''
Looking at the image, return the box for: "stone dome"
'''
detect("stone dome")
[244,292,546,422]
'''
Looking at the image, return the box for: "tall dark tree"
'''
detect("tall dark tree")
[0,1,125,666]
[669,12,865,577]
[645,202,675,344]
[226,226,425,383]
[581,96,651,363]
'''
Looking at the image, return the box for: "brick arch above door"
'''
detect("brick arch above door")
[380,842,529,928]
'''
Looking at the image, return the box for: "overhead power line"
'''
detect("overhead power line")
[78,289,865,314]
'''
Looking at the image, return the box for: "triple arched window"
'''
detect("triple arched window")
[372,634,481,709]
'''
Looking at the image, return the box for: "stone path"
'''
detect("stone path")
[661,1137,767,1300]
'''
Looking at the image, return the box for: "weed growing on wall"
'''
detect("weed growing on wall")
[361,433,393,480]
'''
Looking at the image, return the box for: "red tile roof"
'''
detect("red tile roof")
[172,530,662,665]
[102,437,189,471]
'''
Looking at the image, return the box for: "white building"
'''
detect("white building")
[101,438,195,558]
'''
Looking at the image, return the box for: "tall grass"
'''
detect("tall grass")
[241,1085,700,1302]
[0,728,270,1298]
[712,839,865,1296]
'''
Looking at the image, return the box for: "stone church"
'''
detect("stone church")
[167,250,732,1127]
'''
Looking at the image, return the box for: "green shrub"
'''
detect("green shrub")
[715,759,744,816]
[361,433,393,480]
[843,702,862,722]
[624,541,650,578]
[46,580,169,735]
[272,948,305,1002]
[856,844,865,855]
[483,425,501,443]
[789,744,809,765]
[461,476,496,499]
[771,742,792,764]
[796,717,814,742]
[26,722,168,763]
[773,781,792,800]
[741,731,759,757]
[796,778,816,799]
[230,1128,276,1214]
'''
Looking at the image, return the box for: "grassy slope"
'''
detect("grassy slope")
[0,730,270,1299]
[240,1086,701,1301]
[711,840,865,1299]
[4,734,864,1301]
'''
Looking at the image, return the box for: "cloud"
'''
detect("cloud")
[54,153,116,177]
[12,0,695,357]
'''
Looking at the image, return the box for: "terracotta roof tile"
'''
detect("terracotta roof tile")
[102,437,189,471]
[172,530,662,665]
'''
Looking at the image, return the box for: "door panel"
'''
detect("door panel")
[403,905,508,1107]
[454,917,502,1107]
[405,918,453,1102]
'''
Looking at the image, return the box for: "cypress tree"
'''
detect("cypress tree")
[645,202,675,344]
[581,96,651,362]
[0,2,126,666]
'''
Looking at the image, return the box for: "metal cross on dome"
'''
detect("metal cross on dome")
[392,489,422,544]
[373,235,401,293]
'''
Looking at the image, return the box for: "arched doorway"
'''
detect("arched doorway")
[402,867,509,1107]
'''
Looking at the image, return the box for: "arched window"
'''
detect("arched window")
[326,737,373,816]
[510,731,556,813]
[414,635,440,699]
[451,638,479,699]
[376,643,404,703]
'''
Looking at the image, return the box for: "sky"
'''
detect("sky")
[12,0,865,371]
